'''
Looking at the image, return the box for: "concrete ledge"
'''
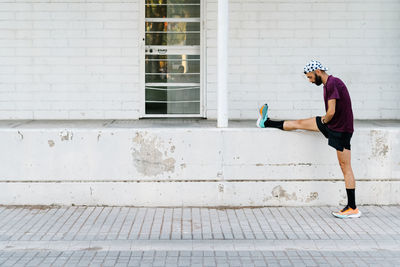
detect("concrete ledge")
[1,181,399,206]
[0,119,399,206]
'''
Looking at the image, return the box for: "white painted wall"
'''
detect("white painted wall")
[0,1,140,120]
[206,0,400,120]
[0,0,399,120]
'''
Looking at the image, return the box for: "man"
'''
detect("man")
[257,60,361,219]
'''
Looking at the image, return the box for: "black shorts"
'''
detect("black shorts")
[316,116,352,152]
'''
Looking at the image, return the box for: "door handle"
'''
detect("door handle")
[158,49,167,54]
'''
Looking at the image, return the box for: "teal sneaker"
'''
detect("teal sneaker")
[256,103,268,128]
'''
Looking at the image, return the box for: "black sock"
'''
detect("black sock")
[264,119,284,130]
[346,188,356,209]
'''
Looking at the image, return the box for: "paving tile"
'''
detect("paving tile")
[0,206,398,265]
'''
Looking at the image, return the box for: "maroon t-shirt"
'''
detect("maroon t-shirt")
[323,75,354,133]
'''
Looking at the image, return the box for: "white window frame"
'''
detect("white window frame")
[139,0,206,118]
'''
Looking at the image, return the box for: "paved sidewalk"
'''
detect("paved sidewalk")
[0,206,399,266]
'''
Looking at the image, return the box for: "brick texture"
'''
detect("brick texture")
[0,0,140,120]
[0,0,399,119]
[206,0,400,120]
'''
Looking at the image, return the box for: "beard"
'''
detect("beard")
[314,74,322,86]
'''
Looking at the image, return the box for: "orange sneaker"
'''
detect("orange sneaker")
[332,206,361,219]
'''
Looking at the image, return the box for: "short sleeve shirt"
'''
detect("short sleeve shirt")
[323,76,354,133]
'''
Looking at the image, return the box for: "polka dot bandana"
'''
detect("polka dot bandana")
[304,60,328,74]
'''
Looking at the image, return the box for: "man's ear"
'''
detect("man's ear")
[315,69,321,75]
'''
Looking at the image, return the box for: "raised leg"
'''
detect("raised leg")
[283,117,319,132]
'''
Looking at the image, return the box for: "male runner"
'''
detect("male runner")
[257,60,361,218]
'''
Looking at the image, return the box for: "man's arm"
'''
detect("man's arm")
[322,99,336,124]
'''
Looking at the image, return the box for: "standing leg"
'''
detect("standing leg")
[337,149,355,189]
[332,148,361,218]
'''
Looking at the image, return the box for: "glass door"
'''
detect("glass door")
[144,0,202,115]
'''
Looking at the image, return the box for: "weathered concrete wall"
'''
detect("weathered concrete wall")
[0,120,399,206]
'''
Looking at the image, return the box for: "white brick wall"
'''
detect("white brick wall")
[0,0,140,120]
[0,0,399,120]
[206,0,400,120]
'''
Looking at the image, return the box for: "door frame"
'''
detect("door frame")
[139,0,207,118]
